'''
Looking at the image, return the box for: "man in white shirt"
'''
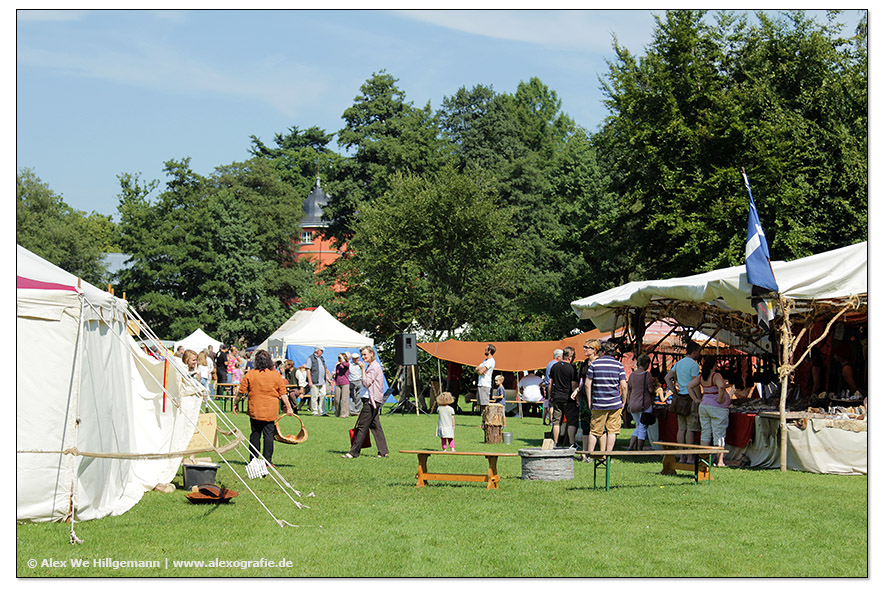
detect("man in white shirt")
[518,372,544,402]
[475,344,496,417]
[348,352,363,415]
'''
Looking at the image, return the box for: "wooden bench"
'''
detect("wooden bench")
[399,450,518,489]
[654,442,727,478]
[577,442,728,491]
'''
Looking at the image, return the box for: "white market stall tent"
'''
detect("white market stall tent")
[16,245,204,523]
[174,328,222,353]
[571,242,867,475]
[256,308,315,354]
[571,242,867,355]
[267,306,374,367]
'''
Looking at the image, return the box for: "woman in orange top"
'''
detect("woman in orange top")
[234,349,293,466]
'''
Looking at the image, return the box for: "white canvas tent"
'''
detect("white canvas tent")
[571,242,867,354]
[270,306,374,366]
[174,328,222,353]
[258,308,315,355]
[17,245,203,523]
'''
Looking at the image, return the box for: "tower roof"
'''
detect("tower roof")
[301,178,329,228]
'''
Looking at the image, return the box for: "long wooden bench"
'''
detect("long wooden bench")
[399,450,517,489]
[577,442,728,491]
[654,442,727,478]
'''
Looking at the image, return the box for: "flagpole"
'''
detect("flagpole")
[742,168,789,472]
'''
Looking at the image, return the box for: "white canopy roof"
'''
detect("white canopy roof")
[274,305,373,348]
[174,328,222,353]
[256,308,315,352]
[571,242,867,333]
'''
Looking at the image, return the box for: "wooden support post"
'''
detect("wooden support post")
[777,297,792,472]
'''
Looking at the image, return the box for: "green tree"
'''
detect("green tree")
[332,165,521,342]
[249,124,342,200]
[17,167,114,285]
[593,9,867,282]
[324,71,450,242]
[116,158,314,344]
[439,78,587,339]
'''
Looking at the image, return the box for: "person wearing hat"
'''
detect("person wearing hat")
[306,347,333,416]
[436,392,456,451]
[348,352,363,415]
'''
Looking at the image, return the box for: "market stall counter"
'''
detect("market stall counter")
[647,406,866,475]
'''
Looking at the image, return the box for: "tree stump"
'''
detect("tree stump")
[483,403,504,443]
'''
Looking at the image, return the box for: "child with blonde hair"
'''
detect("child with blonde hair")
[494,374,507,427]
[436,392,456,451]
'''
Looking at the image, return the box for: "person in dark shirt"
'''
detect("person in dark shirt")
[548,346,580,448]
[214,344,229,384]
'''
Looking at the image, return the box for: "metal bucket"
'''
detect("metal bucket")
[518,448,575,481]
[503,432,513,445]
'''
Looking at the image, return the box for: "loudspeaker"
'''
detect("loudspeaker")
[394,333,418,366]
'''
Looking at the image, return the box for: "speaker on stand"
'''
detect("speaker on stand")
[389,333,426,415]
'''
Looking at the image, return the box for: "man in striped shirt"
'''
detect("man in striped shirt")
[584,340,628,453]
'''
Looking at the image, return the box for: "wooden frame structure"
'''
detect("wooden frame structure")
[606,293,867,471]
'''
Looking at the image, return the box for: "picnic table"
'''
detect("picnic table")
[214,383,240,411]
[399,450,517,489]
[578,442,728,492]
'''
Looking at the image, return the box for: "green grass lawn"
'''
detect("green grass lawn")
[16,406,868,577]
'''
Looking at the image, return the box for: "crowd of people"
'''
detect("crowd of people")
[171,343,388,464]
[170,336,789,466]
[459,339,773,462]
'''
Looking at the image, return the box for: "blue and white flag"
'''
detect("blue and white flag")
[743,170,779,293]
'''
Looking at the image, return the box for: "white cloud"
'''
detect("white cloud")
[16,37,329,120]
[16,9,86,22]
[393,9,656,53]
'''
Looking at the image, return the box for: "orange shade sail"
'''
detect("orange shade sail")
[417,329,619,372]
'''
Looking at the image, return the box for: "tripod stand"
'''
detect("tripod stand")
[388,364,428,415]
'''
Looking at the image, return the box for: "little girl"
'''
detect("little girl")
[436,392,456,451]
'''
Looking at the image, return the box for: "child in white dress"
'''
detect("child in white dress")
[436,392,456,451]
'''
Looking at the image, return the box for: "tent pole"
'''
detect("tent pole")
[777,297,792,472]
[411,365,420,416]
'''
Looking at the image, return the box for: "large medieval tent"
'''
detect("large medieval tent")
[571,242,867,474]
[17,245,203,523]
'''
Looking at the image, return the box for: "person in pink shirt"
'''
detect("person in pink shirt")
[332,352,351,417]
[342,346,389,458]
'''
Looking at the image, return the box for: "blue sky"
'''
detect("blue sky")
[16,7,863,220]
